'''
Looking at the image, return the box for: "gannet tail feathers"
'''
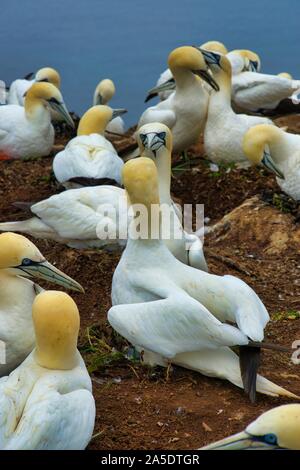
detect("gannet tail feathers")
[173,348,299,400]
[239,345,261,403]
[0,217,56,239]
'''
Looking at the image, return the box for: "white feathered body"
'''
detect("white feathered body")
[0,352,95,450]
[204,92,272,163]
[232,72,300,112]
[109,238,296,397]
[53,134,124,188]
[139,76,208,154]
[156,68,174,101]
[0,104,54,159]
[106,116,125,135]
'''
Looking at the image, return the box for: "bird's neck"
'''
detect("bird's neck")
[34,341,79,371]
[154,149,172,204]
[171,66,199,91]
[267,128,298,165]
[24,97,51,126]
[210,69,232,108]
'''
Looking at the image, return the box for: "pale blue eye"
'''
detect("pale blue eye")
[22,258,32,266]
[264,433,277,445]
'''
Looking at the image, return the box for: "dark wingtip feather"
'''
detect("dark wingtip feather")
[239,345,261,403]
[144,92,158,103]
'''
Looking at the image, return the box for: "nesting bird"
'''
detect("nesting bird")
[200,404,300,450]
[0,290,95,450]
[137,46,219,155]
[53,105,126,188]
[7,67,61,106]
[0,232,83,377]
[0,82,74,160]
[243,123,300,200]
[108,157,297,402]
[93,79,126,134]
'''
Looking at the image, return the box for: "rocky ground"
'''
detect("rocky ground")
[0,115,299,450]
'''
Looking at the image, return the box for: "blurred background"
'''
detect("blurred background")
[1,0,299,125]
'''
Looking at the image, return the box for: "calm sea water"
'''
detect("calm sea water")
[1,0,299,125]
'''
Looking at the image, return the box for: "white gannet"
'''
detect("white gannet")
[0,232,83,377]
[227,50,300,112]
[0,290,95,450]
[145,41,228,102]
[93,79,126,134]
[0,184,128,249]
[136,123,207,271]
[200,50,273,164]
[108,157,298,402]
[53,105,126,189]
[243,124,300,200]
[7,67,61,106]
[0,82,74,160]
[200,404,300,450]
[138,46,219,155]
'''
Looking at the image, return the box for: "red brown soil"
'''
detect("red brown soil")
[0,116,300,450]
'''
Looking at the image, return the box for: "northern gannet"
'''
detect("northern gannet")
[200,404,300,450]
[243,124,300,200]
[93,79,126,134]
[7,67,61,106]
[138,46,219,155]
[137,122,207,271]
[145,41,227,102]
[0,82,74,160]
[228,50,300,112]
[53,105,126,188]
[108,157,298,402]
[0,232,83,377]
[0,290,95,450]
[201,50,273,164]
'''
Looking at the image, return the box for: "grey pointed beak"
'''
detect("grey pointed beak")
[262,150,284,179]
[111,108,127,120]
[49,101,75,128]
[17,260,84,293]
[249,60,259,72]
[196,47,222,67]
[145,78,176,103]
[193,69,219,91]
[199,431,276,450]
[24,72,35,80]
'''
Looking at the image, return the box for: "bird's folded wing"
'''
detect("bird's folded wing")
[3,389,95,450]
[233,73,296,106]
[31,186,125,239]
[108,292,248,359]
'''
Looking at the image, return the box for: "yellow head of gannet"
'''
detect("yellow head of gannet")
[201,404,300,450]
[93,79,116,105]
[0,232,83,292]
[35,67,61,89]
[122,157,160,208]
[231,49,261,72]
[24,82,74,127]
[200,40,228,55]
[278,72,293,80]
[77,105,127,136]
[243,124,285,179]
[33,290,80,370]
[168,46,219,91]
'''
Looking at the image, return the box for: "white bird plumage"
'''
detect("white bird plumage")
[0,291,95,450]
[53,105,125,188]
[108,157,298,401]
[0,82,74,160]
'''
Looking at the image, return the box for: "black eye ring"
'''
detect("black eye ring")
[157,132,166,141]
[22,258,32,266]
